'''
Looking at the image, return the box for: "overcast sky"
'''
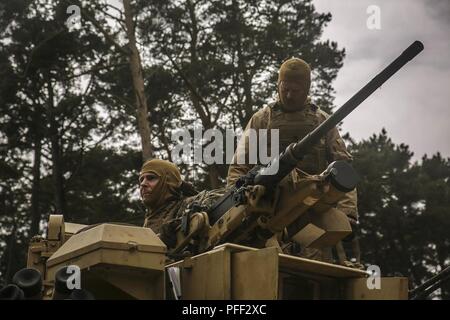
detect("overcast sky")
[313,0,450,161]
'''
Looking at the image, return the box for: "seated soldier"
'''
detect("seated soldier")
[139,159,225,248]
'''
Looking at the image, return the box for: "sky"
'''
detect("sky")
[313,0,450,161]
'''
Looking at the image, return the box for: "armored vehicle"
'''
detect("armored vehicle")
[4,41,436,300]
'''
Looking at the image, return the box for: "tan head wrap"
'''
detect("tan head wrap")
[278,58,311,109]
[140,159,182,209]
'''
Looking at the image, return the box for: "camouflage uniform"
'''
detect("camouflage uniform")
[140,159,227,249]
[227,58,359,263]
[143,196,186,236]
[144,188,227,248]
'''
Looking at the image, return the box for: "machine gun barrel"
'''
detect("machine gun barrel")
[208,41,424,225]
[409,265,450,300]
[254,40,424,186]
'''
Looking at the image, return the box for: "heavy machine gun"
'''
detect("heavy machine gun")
[169,41,425,256]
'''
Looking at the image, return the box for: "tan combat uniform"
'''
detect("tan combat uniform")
[227,100,358,262]
[143,197,186,235]
[227,100,358,220]
[140,159,227,250]
[144,188,227,248]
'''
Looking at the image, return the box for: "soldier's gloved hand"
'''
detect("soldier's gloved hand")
[159,221,178,249]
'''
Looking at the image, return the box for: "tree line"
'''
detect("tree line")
[0,0,448,298]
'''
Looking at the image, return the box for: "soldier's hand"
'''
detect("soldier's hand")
[160,221,178,248]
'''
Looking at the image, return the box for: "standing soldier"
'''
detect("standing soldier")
[227,58,360,265]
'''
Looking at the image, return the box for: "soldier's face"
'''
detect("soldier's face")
[278,80,308,111]
[139,173,160,201]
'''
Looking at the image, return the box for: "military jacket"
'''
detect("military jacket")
[227,100,358,220]
[143,187,227,247]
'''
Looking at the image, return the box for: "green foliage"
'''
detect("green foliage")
[0,0,143,283]
[139,0,344,126]
[349,129,450,299]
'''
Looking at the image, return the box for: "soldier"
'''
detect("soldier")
[140,159,184,232]
[140,159,225,248]
[227,58,360,264]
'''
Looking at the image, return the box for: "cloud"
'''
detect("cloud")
[425,0,450,25]
[313,0,450,159]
